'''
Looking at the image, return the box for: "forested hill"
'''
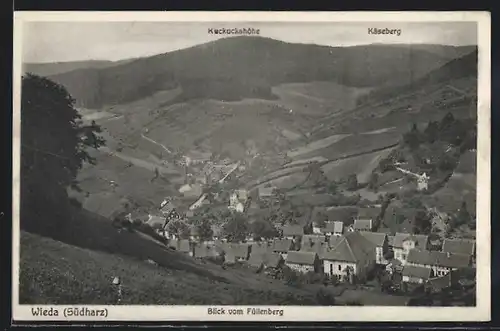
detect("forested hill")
[39,37,466,108]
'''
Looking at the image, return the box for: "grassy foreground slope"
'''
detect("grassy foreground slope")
[19,209,318,305]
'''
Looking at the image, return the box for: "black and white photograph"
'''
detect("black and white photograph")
[12,11,490,322]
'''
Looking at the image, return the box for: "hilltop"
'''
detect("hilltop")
[32,37,468,109]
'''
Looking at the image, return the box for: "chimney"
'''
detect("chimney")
[446,252,451,258]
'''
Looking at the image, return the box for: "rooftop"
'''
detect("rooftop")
[393,233,429,249]
[407,249,471,269]
[323,232,376,263]
[272,239,294,252]
[402,265,432,280]
[353,219,373,231]
[442,238,476,256]
[282,224,304,237]
[359,232,387,247]
[286,251,318,266]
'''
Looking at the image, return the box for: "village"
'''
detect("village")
[115,141,477,306]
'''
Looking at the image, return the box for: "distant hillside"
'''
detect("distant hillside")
[44,37,463,108]
[23,58,135,77]
[359,49,478,103]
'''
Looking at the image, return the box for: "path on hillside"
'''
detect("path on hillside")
[99,146,179,175]
[141,133,173,154]
[446,84,467,96]
[245,142,399,191]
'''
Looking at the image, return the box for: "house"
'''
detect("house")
[272,239,295,259]
[285,251,321,273]
[248,252,284,270]
[354,207,381,231]
[406,249,471,278]
[442,238,476,257]
[224,243,251,263]
[401,265,432,284]
[311,206,357,234]
[228,190,248,213]
[251,241,273,255]
[282,224,304,240]
[178,239,192,256]
[193,243,218,259]
[359,232,388,265]
[353,219,373,232]
[184,150,213,165]
[392,233,429,265]
[258,186,276,199]
[322,232,376,283]
[322,221,344,237]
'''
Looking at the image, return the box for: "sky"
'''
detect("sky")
[22,21,478,63]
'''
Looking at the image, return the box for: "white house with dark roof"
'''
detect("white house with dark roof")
[285,251,321,273]
[442,238,476,257]
[359,232,389,265]
[392,233,429,265]
[406,249,471,278]
[402,265,432,284]
[322,221,344,237]
[322,232,376,283]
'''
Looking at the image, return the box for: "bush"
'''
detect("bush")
[304,271,327,285]
[316,287,336,305]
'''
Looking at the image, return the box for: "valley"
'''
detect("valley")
[20,36,479,306]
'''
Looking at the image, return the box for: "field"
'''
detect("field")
[287,134,350,158]
[292,131,401,162]
[321,147,396,183]
[272,81,372,117]
[19,209,319,305]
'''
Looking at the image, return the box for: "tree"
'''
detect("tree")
[368,172,379,191]
[21,74,105,235]
[439,112,456,131]
[346,174,358,191]
[166,220,190,239]
[315,213,327,228]
[403,123,421,150]
[223,214,249,242]
[309,164,328,187]
[197,219,214,242]
[316,286,336,306]
[456,201,471,226]
[424,121,440,143]
[413,209,432,235]
[250,219,278,241]
[438,153,458,172]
